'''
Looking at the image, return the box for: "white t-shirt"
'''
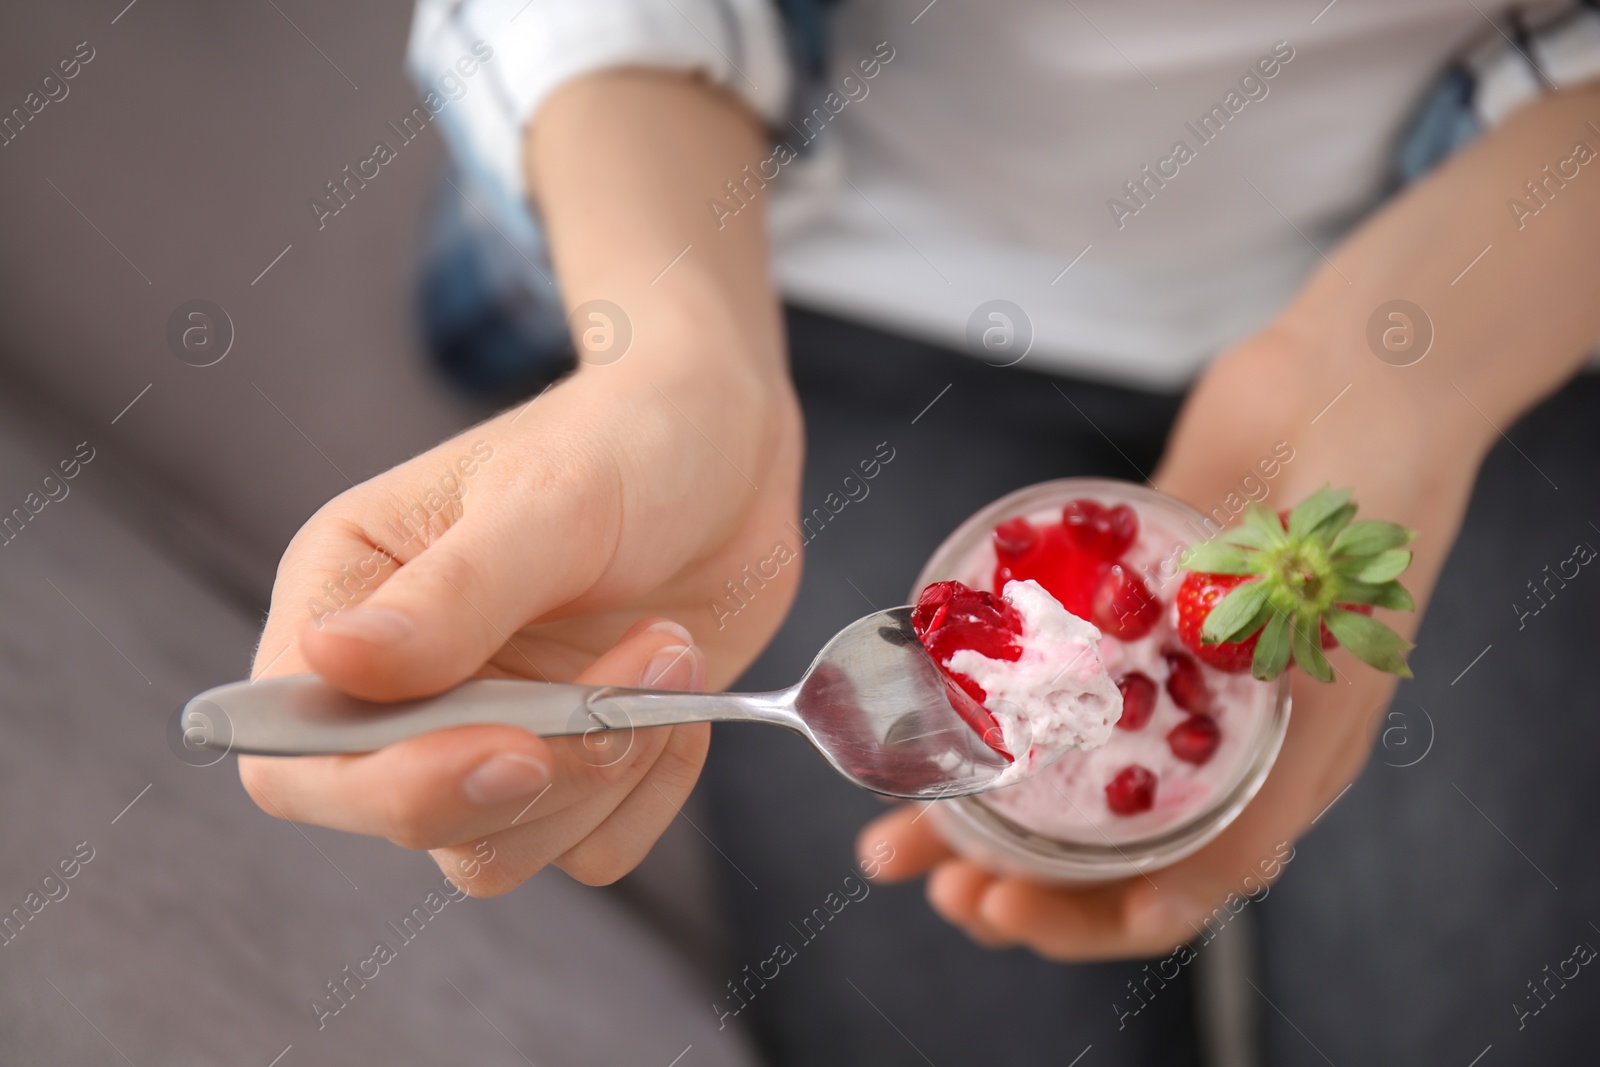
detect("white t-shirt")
[408,0,1504,388]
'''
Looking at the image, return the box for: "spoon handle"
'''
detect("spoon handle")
[182,674,795,756]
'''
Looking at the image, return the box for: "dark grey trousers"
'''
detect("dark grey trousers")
[701,307,1600,1066]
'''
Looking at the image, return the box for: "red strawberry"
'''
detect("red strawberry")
[1174,487,1418,683]
[1062,499,1138,560]
[1176,572,1258,673]
[1091,563,1161,641]
[1167,714,1221,765]
[911,580,1023,759]
[1114,672,1157,731]
[1177,572,1378,673]
[1105,765,1157,815]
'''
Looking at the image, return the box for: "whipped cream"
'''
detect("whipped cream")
[945,579,1123,785]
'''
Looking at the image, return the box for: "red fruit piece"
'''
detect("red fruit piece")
[1163,650,1212,715]
[1062,499,1139,561]
[1167,714,1221,765]
[1177,571,1377,668]
[994,522,1107,618]
[911,580,1023,760]
[912,580,1023,665]
[1092,563,1161,641]
[1105,765,1157,815]
[992,517,1037,559]
[1176,571,1258,673]
[1114,672,1157,731]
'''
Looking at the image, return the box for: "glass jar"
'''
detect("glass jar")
[915,478,1291,884]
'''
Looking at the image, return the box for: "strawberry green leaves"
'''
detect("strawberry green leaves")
[1200,579,1271,644]
[1180,539,1257,575]
[1330,520,1414,557]
[1291,616,1334,683]
[1252,612,1293,680]
[1178,485,1418,683]
[1339,549,1411,584]
[1323,607,1414,677]
[1286,485,1351,540]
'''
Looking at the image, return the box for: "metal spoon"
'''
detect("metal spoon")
[180,606,1017,799]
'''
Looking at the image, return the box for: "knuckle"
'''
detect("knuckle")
[642,725,710,795]
[418,544,490,613]
[432,851,529,898]
[236,759,292,821]
[379,792,448,851]
[561,723,670,789]
[373,483,462,560]
[556,842,635,887]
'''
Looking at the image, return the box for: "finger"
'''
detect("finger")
[445,720,708,894]
[254,519,396,681]
[237,620,699,848]
[298,465,618,701]
[432,622,712,893]
[927,860,1016,949]
[552,721,710,885]
[927,859,995,924]
[436,749,672,896]
[977,878,1150,962]
[857,804,955,883]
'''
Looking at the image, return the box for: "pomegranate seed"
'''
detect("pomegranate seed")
[915,582,1023,671]
[1163,651,1212,715]
[1167,714,1221,765]
[991,517,1037,559]
[1105,765,1157,815]
[911,581,1025,759]
[994,522,1107,618]
[1114,672,1157,731]
[1062,499,1139,560]
[1091,563,1161,640]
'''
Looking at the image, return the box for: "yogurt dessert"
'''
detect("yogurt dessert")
[914,480,1290,882]
[915,479,1417,881]
[922,490,1279,846]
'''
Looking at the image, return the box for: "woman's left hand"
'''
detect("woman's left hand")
[857,323,1484,959]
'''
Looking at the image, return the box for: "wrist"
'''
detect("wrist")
[1266,305,1498,474]
[1159,323,1488,594]
[554,275,798,481]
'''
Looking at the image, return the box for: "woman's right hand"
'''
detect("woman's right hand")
[237,68,802,896]
[241,321,802,893]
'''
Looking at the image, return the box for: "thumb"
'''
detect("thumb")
[298,508,609,701]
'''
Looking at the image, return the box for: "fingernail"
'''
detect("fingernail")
[319,607,413,645]
[640,644,703,690]
[644,619,694,645]
[461,753,551,807]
